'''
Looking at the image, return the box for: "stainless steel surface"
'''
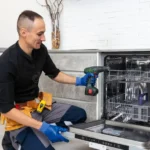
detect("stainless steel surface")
[69,125,144,150]
[48,49,150,53]
[105,120,150,132]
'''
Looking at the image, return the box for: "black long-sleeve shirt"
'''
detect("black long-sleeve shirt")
[0,42,60,113]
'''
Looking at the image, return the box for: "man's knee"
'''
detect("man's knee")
[60,105,87,124]
[74,106,87,123]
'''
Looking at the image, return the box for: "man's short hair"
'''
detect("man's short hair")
[17,10,43,34]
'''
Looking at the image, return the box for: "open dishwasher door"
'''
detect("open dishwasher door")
[69,54,150,150]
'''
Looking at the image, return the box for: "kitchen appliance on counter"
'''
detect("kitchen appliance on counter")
[69,52,150,150]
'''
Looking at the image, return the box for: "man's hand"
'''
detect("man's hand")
[76,73,97,86]
[39,122,69,143]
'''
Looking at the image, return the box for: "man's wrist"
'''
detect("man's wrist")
[35,121,42,130]
[75,77,81,86]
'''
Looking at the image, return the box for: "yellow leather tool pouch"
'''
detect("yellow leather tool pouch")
[0,114,6,125]
[4,107,32,131]
[0,92,53,131]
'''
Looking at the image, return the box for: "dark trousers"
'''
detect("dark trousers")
[2,102,87,150]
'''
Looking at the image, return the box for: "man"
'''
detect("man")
[0,10,97,150]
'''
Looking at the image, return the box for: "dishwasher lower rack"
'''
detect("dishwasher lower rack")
[104,69,150,123]
[105,94,150,122]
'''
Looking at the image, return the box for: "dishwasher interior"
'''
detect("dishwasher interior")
[104,55,150,125]
[70,54,150,149]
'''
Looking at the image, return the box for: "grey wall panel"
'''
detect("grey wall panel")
[39,72,96,102]
[49,53,97,71]
[53,98,97,121]
[40,51,98,121]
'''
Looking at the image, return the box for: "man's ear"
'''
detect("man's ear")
[19,28,28,37]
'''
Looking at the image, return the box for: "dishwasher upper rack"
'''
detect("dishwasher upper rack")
[106,70,150,83]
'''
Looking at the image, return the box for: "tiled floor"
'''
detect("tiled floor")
[0,125,93,150]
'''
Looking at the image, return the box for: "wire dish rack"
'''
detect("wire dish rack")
[105,69,150,123]
[106,70,150,83]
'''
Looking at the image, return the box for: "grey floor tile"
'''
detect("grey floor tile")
[53,139,93,150]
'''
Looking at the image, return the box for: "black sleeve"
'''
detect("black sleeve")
[43,49,60,79]
[0,61,15,113]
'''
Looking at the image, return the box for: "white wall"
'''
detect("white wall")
[61,0,150,50]
[1,0,150,50]
[0,0,52,48]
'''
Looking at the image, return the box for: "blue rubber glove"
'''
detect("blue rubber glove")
[76,73,97,86]
[39,122,69,143]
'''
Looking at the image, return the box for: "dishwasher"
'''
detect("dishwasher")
[69,52,150,150]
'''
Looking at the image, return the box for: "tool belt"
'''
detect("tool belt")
[0,92,52,131]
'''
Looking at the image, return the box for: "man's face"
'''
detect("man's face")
[22,18,46,49]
